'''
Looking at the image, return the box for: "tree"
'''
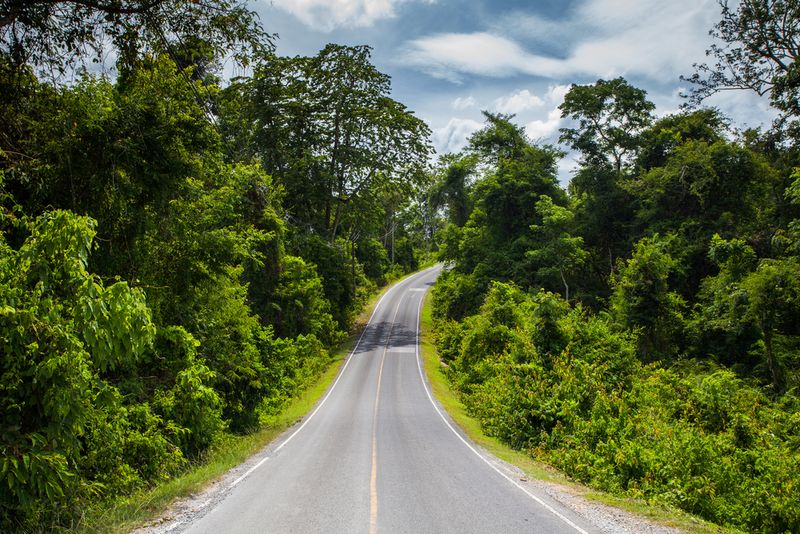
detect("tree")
[560,78,655,293]
[559,77,655,173]
[2,54,222,281]
[431,153,476,227]
[241,45,432,241]
[0,0,269,73]
[468,111,529,164]
[526,195,588,301]
[434,114,567,315]
[568,164,636,296]
[684,0,800,130]
[692,234,800,392]
[610,234,686,361]
[636,109,727,170]
[629,137,768,233]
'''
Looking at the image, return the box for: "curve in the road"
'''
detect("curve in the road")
[180,266,597,534]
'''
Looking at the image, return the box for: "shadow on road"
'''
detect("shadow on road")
[354,322,417,354]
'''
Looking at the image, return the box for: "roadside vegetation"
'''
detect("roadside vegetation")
[429,2,800,532]
[0,2,433,531]
[419,292,737,534]
[2,1,799,533]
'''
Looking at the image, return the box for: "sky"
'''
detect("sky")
[248,0,776,184]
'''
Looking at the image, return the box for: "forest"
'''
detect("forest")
[1,0,799,532]
[0,1,432,530]
[431,2,800,532]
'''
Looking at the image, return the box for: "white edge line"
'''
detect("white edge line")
[227,266,436,490]
[413,287,589,534]
[228,455,270,489]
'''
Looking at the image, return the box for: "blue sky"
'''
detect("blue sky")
[249,0,776,183]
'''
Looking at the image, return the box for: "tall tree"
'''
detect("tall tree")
[560,78,654,290]
[610,234,686,362]
[0,0,269,73]
[526,195,587,301]
[240,45,432,241]
[431,153,476,227]
[559,77,655,174]
[684,0,800,131]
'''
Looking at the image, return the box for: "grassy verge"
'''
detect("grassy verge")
[74,274,411,534]
[418,291,737,534]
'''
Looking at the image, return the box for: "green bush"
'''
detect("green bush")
[0,209,184,528]
[435,283,800,532]
[357,237,390,283]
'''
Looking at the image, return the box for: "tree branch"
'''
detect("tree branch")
[1,0,167,29]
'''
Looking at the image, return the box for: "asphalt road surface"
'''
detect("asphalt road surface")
[182,265,596,534]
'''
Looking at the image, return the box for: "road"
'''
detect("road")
[181,265,596,534]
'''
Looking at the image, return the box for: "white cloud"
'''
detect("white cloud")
[493,89,543,114]
[701,89,778,131]
[525,108,562,140]
[270,0,432,31]
[557,152,580,187]
[545,84,571,105]
[510,84,570,141]
[432,117,483,154]
[565,4,713,81]
[401,0,720,83]
[451,96,477,110]
[491,12,566,46]
[402,32,567,81]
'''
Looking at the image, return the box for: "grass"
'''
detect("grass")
[417,291,738,534]
[72,275,408,534]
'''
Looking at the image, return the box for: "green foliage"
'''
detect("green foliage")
[290,233,359,327]
[0,33,416,528]
[610,234,686,361]
[427,11,800,532]
[0,207,179,528]
[432,75,800,532]
[628,137,770,237]
[357,237,391,283]
[0,0,270,75]
[151,327,224,455]
[434,114,568,319]
[430,153,476,227]
[685,0,800,134]
[5,1,800,531]
[435,284,800,533]
[636,109,727,170]
[264,255,340,343]
[227,44,432,244]
[526,195,588,300]
[559,77,655,172]
[431,268,486,322]
[690,233,800,392]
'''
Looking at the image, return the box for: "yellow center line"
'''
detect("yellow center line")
[370,293,405,534]
[370,349,386,534]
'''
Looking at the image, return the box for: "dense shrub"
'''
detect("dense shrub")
[435,282,800,532]
[0,198,336,528]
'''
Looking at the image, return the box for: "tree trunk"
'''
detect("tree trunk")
[330,201,342,242]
